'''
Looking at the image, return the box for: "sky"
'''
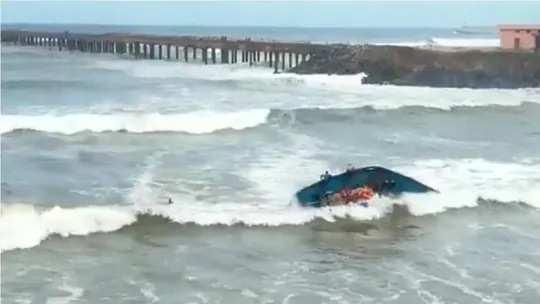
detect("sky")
[1,1,539,28]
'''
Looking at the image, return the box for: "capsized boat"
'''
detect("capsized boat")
[294,166,438,208]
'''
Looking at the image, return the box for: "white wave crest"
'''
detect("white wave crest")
[0,109,269,134]
[375,37,500,48]
[2,155,539,253]
[0,203,136,252]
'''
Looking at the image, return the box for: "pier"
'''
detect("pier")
[1,30,329,73]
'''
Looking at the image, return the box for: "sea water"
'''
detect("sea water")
[2,25,539,304]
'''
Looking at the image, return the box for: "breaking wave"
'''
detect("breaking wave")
[2,102,538,135]
[374,37,499,48]
[2,157,540,253]
[1,195,537,254]
[0,109,269,135]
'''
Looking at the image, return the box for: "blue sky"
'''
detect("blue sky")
[1,1,539,28]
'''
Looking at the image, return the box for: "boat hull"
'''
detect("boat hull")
[294,166,437,208]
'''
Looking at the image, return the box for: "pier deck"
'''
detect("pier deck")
[1,29,332,72]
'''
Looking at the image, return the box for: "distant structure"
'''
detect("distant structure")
[0,30,321,73]
[498,24,540,51]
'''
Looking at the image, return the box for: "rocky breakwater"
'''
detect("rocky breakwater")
[289,44,540,89]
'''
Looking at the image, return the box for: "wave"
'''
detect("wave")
[2,102,539,135]
[0,109,269,135]
[267,101,540,125]
[374,37,499,48]
[1,194,537,254]
[2,157,540,253]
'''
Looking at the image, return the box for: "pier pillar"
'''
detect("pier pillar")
[289,52,293,68]
[158,44,163,59]
[143,44,148,58]
[220,48,228,64]
[192,47,197,60]
[184,47,189,62]
[274,52,279,73]
[281,52,285,71]
[150,44,155,59]
[202,48,208,64]
[211,48,216,64]
[269,51,273,68]
[175,46,179,60]
[167,44,171,60]
[134,42,140,58]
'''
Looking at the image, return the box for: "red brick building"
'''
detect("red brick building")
[498,24,540,50]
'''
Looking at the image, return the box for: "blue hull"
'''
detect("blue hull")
[294,166,437,208]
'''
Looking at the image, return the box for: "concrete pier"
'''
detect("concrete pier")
[1,30,326,72]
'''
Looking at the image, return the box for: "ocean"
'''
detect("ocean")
[1,25,540,304]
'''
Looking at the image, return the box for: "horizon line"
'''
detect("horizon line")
[1,22,498,30]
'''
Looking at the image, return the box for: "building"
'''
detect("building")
[498,24,540,50]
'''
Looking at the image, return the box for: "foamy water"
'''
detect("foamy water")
[2,26,540,304]
[375,37,500,47]
[3,156,540,253]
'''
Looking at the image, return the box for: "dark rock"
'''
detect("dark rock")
[288,45,540,89]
